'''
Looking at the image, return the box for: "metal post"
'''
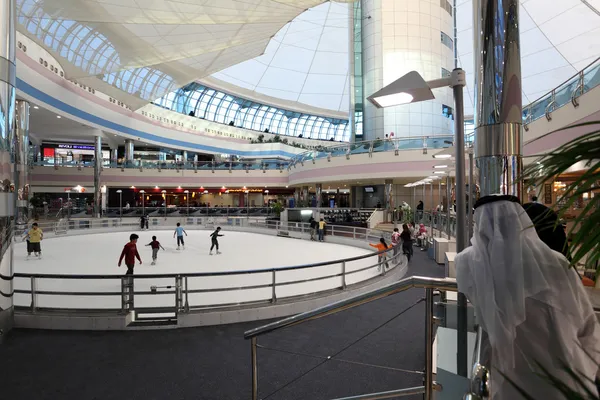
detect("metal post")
[430,182,434,237]
[468,148,474,242]
[67,191,71,220]
[438,180,442,237]
[94,135,102,218]
[412,187,416,219]
[120,276,127,313]
[175,275,182,311]
[421,183,425,223]
[15,100,30,226]
[446,176,451,238]
[425,288,434,400]
[251,337,258,400]
[117,190,122,221]
[341,261,347,289]
[30,276,36,313]
[184,277,190,313]
[271,270,277,303]
[453,72,468,378]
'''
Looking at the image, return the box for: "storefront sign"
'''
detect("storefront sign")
[57,144,96,150]
[544,183,552,204]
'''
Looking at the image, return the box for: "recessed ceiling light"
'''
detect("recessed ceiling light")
[33,106,39,109]
[433,154,452,159]
[56,115,61,119]
[434,165,448,169]
[434,171,446,174]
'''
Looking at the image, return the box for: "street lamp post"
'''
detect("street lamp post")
[184,190,189,217]
[140,190,145,216]
[116,190,122,220]
[368,67,469,380]
[245,190,249,220]
[161,190,167,219]
[65,189,71,220]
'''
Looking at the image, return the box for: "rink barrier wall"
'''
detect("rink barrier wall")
[12,217,408,330]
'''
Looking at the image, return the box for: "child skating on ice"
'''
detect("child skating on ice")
[146,236,165,265]
[23,222,43,259]
[174,222,187,250]
[209,227,224,255]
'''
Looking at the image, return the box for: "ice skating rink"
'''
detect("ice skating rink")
[13,230,384,309]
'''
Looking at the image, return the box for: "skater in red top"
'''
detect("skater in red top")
[118,234,142,275]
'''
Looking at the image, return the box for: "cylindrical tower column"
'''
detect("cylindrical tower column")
[94,136,102,218]
[301,186,309,207]
[124,139,134,165]
[15,100,30,225]
[111,148,118,165]
[384,179,394,223]
[315,183,323,210]
[182,150,188,163]
[361,0,454,141]
[473,0,522,198]
[0,0,17,339]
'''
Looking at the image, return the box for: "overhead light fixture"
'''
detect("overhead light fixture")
[434,171,447,174]
[155,186,159,189]
[433,154,452,159]
[367,71,436,108]
[434,165,449,169]
[56,115,61,119]
[183,190,189,194]
[33,106,39,109]
[130,186,135,189]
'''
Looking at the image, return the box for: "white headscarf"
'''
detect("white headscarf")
[456,198,600,397]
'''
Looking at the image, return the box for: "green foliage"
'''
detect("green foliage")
[521,121,600,270]
[271,202,284,216]
[257,134,264,143]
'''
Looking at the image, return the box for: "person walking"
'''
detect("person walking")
[146,235,165,265]
[391,227,401,261]
[209,227,224,255]
[118,233,142,275]
[309,217,318,241]
[416,200,424,221]
[400,223,413,262]
[24,222,43,259]
[174,222,187,250]
[318,218,326,242]
[369,237,392,270]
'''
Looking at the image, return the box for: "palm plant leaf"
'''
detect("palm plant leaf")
[522,122,600,270]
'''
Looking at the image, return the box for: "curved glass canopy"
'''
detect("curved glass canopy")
[154,83,350,141]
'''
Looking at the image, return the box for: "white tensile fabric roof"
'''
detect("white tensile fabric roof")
[456,0,600,114]
[17,0,600,115]
[16,0,352,110]
[208,1,351,114]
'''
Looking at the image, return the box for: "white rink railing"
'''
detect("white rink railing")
[12,219,405,314]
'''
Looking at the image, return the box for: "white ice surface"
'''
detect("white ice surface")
[14,230,382,310]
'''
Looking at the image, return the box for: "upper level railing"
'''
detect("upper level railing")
[289,135,455,165]
[523,56,600,129]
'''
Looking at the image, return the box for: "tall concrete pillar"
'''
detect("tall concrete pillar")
[0,0,16,339]
[124,139,134,165]
[15,100,29,225]
[315,183,323,209]
[384,179,394,223]
[111,148,118,165]
[301,186,309,207]
[182,150,188,162]
[293,188,300,208]
[474,0,522,197]
[94,136,102,218]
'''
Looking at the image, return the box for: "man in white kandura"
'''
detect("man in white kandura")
[455,195,600,399]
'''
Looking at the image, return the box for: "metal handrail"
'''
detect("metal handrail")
[11,219,403,312]
[244,276,457,400]
[244,276,457,339]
